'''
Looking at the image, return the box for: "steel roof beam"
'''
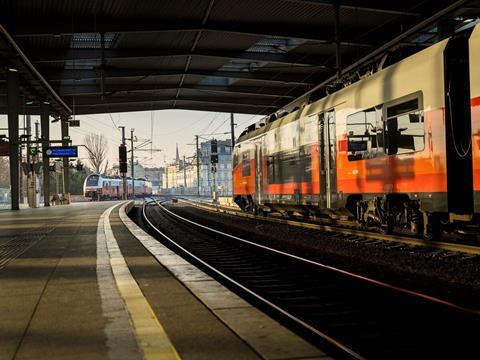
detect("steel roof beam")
[0,24,71,115]
[282,1,421,16]
[30,48,320,67]
[11,19,372,47]
[174,0,216,107]
[54,84,296,98]
[68,97,277,110]
[0,102,271,115]
[71,102,272,115]
[63,94,281,108]
[42,68,318,85]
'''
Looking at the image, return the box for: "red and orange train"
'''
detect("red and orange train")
[233,24,480,239]
[83,174,152,200]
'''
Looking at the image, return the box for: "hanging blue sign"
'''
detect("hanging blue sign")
[43,146,78,158]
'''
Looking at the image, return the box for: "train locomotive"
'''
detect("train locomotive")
[83,173,152,200]
[233,24,480,239]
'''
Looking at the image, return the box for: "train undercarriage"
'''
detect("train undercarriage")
[234,194,479,241]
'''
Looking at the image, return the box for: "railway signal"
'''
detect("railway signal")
[119,126,127,200]
[119,144,128,173]
[211,139,217,154]
[211,139,218,164]
[210,139,218,202]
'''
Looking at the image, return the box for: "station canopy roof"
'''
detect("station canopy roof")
[1,0,480,117]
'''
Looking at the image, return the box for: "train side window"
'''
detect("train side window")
[242,151,251,176]
[347,107,382,161]
[267,148,311,184]
[385,97,424,155]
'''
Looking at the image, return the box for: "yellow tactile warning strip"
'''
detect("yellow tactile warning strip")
[120,201,330,360]
[101,204,181,360]
[97,209,142,360]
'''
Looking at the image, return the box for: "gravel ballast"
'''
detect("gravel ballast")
[162,202,480,309]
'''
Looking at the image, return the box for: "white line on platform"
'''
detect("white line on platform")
[96,208,141,360]
[100,203,180,360]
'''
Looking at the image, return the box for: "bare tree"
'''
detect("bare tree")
[84,133,108,174]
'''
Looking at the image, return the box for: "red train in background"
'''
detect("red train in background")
[83,174,152,200]
[233,24,480,239]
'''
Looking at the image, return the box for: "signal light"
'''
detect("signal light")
[119,145,128,173]
[119,162,128,173]
[211,139,217,154]
[119,145,127,162]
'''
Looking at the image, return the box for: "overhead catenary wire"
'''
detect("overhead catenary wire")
[153,111,213,136]
[109,113,120,131]
[199,112,222,135]
[210,114,230,134]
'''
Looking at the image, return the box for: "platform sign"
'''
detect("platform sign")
[43,146,78,158]
[69,120,80,127]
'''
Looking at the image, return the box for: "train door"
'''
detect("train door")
[444,35,473,216]
[255,143,264,205]
[469,24,480,213]
[318,111,337,209]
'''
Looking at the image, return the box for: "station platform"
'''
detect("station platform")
[0,201,327,360]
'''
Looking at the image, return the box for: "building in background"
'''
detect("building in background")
[161,138,232,197]
[200,139,232,196]
[144,167,164,194]
[162,157,197,195]
[163,163,178,192]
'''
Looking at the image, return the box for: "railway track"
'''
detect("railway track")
[140,198,480,359]
[179,197,480,256]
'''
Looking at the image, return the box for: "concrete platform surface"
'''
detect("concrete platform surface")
[0,201,330,360]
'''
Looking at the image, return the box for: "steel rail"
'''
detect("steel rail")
[142,199,366,360]
[154,199,480,316]
[179,198,480,256]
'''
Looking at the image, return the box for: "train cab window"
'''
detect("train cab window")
[242,151,251,176]
[347,107,382,161]
[385,97,424,155]
[86,175,99,186]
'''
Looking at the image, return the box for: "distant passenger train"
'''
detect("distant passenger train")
[83,174,152,200]
[233,24,480,239]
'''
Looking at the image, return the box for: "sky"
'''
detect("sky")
[0,110,262,169]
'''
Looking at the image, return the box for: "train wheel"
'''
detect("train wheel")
[423,214,441,241]
[385,215,395,235]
